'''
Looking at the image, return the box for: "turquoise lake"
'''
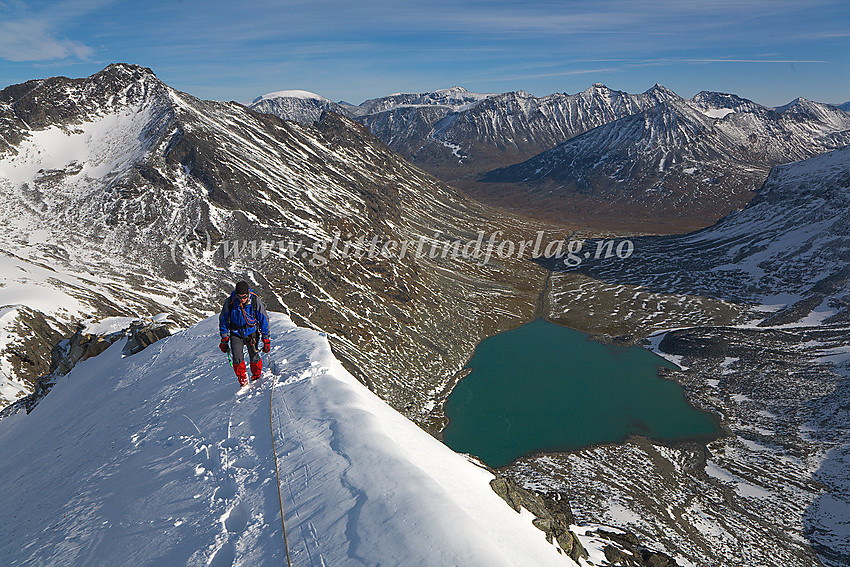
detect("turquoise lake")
[442,318,722,468]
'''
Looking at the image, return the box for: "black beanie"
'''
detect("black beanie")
[235,281,249,295]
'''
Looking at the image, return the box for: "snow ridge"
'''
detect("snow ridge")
[0,313,571,566]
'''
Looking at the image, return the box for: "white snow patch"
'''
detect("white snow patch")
[82,317,137,336]
[705,462,773,500]
[700,108,736,119]
[719,357,739,375]
[606,500,643,525]
[0,104,154,189]
[645,329,689,370]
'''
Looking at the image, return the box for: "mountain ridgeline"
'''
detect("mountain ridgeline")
[253,84,850,232]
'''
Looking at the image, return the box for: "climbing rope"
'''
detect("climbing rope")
[238,292,258,329]
[268,359,293,567]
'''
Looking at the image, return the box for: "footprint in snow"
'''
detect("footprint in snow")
[214,480,237,501]
[223,501,250,533]
[208,542,235,567]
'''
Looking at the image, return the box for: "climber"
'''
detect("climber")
[218,281,270,386]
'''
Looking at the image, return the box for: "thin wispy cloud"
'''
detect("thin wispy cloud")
[643,58,832,64]
[0,19,92,61]
[0,0,108,62]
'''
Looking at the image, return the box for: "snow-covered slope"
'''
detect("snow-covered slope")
[0,313,572,566]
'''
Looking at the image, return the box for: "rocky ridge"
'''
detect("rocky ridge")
[0,317,172,419]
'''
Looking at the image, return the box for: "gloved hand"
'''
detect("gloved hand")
[262,336,271,353]
[219,337,229,353]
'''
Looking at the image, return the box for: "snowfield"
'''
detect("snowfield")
[0,313,572,566]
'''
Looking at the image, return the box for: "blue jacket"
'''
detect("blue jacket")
[219,289,269,338]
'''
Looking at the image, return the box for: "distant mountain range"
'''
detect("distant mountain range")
[481,94,850,231]
[251,83,678,179]
[253,85,850,232]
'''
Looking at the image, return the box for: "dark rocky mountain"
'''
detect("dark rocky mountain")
[840,101,850,112]
[479,94,850,231]
[0,64,555,419]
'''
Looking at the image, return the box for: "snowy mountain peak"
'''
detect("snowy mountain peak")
[775,96,814,113]
[771,97,850,130]
[98,62,156,78]
[0,62,169,158]
[581,82,613,95]
[435,86,469,95]
[251,89,330,104]
[644,83,680,99]
[249,89,352,124]
[689,91,765,118]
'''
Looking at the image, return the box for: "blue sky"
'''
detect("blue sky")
[0,0,848,107]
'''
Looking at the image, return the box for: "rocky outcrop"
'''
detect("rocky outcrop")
[489,476,588,562]
[48,325,120,377]
[0,306,71,402]
[594,529,679,566]
[1,318,172,419]
[122,320,171,356]
[489,475,682,566]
